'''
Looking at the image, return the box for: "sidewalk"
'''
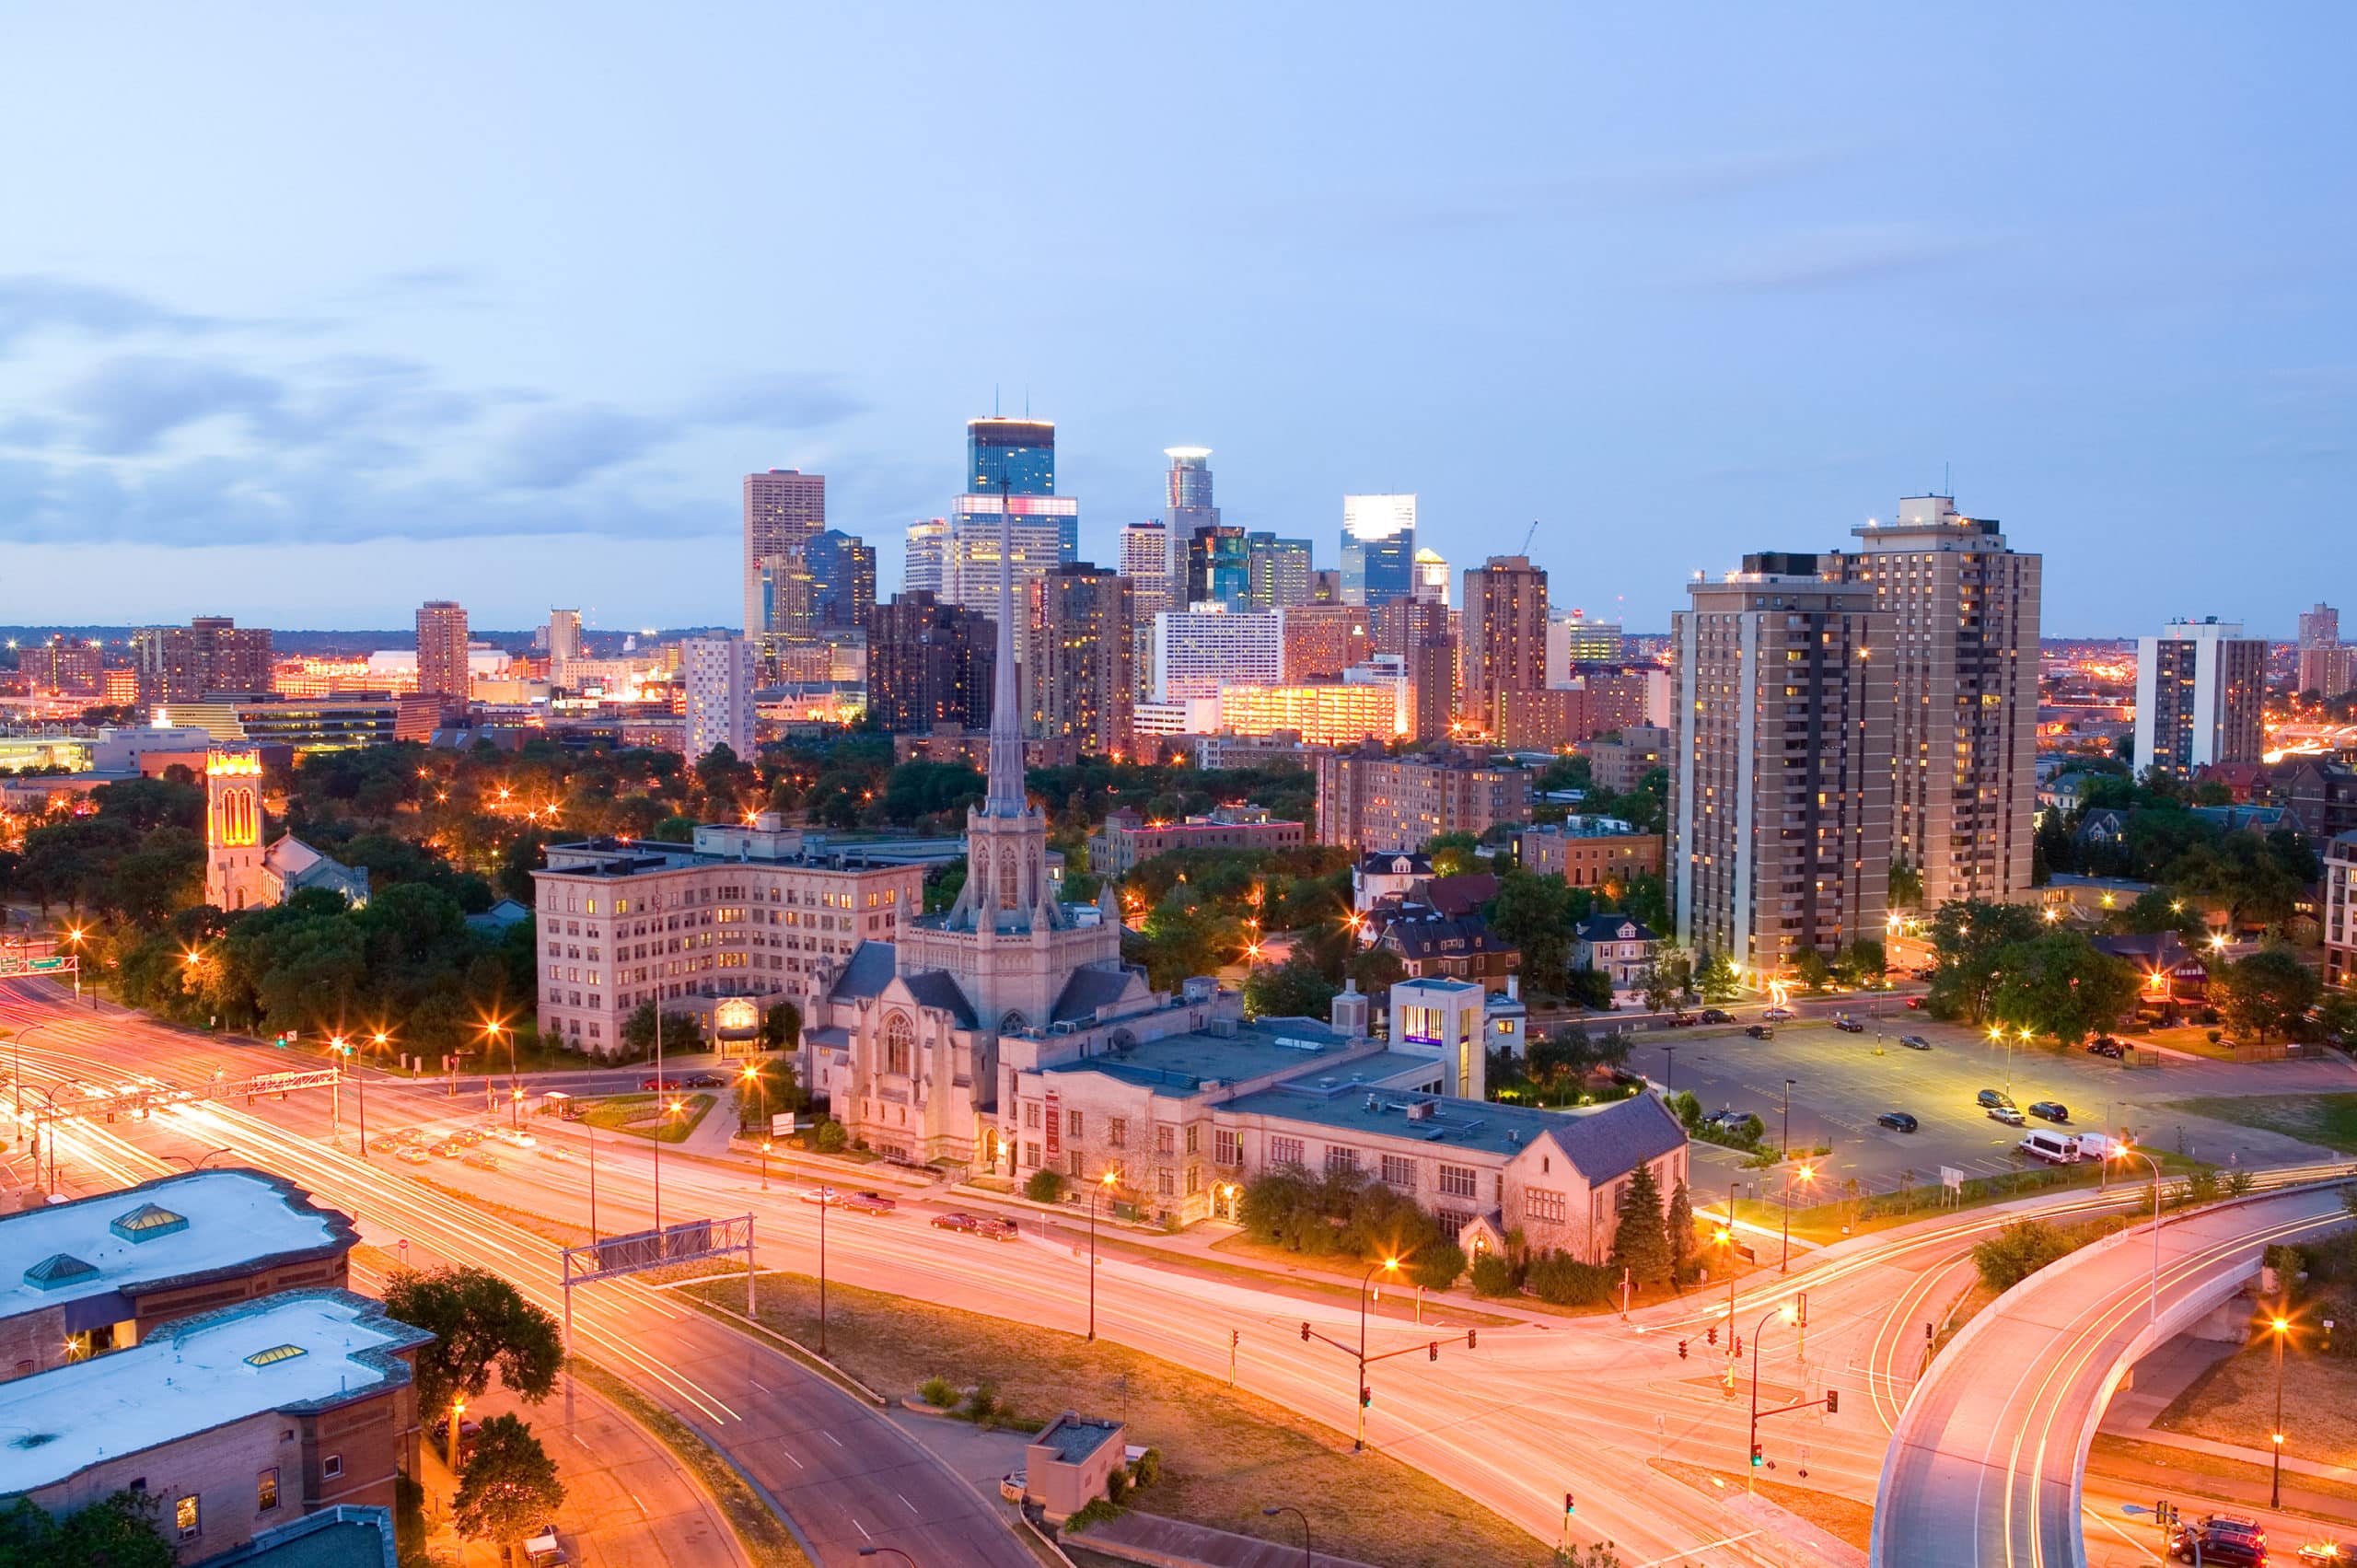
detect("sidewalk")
[1074,1512,1387,1568]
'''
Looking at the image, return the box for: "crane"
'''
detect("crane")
[1521,520,1538,557]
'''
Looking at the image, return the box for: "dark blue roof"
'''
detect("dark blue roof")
[900,970,978,1028]
[828,942,897,1003]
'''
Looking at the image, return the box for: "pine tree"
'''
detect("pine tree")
[1665,1178,1697,1283]
[1608,1163,1671,1285]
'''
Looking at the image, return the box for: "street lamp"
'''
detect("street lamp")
[1086,1170,1119,1342]
[330,1035,369,1156]
[1353,1257,1401,1452]
[2107,1142,2164,1325]
[1,1023,55,1116]
[1782,1078,1794,1159]
[761,1139,772,1191]
[855,1551,916,1566]
[1261,1505,1312,1567]
[1781,1162,1814,1273]
[2270,1314,2291,1508]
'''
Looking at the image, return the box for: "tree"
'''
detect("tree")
[1924,899,2045,1023]
[1607,1163,1671,1286]
[452,1413,566,1564]
[1887,858,1923,910]
[1665,1178,1697,1283]
[0,1490,172,1568]
[1242,955,1338,1020]
[1562,965,1615,1012]
[761,999,802,1051]
[1696,950,1739,1004]
[2109,890,2205,942]
[1832,939,1886,988]
[1986,932,2141,1044]
[1971,1220,2077,1291]
[1426,830,1481,877]
[1790,947,1832,993]
[1025,1169,1068,1203]
[1408,1239,1467,1292]
[2212,947,2321,1045]
[384,1266,564,1424]
[1486,870,1574,994]
[1639,952,1677,1016]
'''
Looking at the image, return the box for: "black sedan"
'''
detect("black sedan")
[1876,1111,1920,1133]
[1744,1025,1774,1040]
[2028,1101,2071,1124]
[1832,1017,1865,1034]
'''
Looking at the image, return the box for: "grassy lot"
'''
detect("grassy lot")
[2092,1433,2357,1512]
[582,1091,716,1143]
[2161,1093,2357,1156]
[1778,1149,2215,1245]
[1651,1458,1873,1552]
[684,1270,1556,1568]
[1204,1230,1768,1320]
[2154,1337,2357,1467]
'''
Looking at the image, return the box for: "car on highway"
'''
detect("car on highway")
[842,1191,898,1214]
[1904,996,1928,1010]
[1899,1034,1933,1051]
[493,1126,537,1147]
[1976,1088,2015,1109]
[2297,1539,2356,1564]
[1744,1025,1774,1040]
[2086,1038,2127,1059]
[1876,1111,1919,1132]
[1699,1008,1735,1024]
[2171,1515,2266,1565]
[1987,1105,2026,1127]
[432,1139,465,1158]
[1832,1016,1865,1034]
[975,1217,1020,1241]
[640,1076,669,1091]
[388,1125,422,1145]
[682,1072,724,1087]
[1762,1006,1794,1022]
[462,1150,499,1170]
[799,1187,842,1206]
[455,1127,484,1145]
[2027,1100,2071,1123]
[397,1145,432,1166]
[931,1212,982,1233]
[1666,1013,1697,1027]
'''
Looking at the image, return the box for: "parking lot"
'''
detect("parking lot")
[1626,1009,2357,1199]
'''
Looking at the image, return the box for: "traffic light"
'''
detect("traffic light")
[1678,1340,1689,1360]
[1750,1443,1763,1468]
[1707,1324,1718,1346]
[1427,1342,1438,1362]
[1360,1386,1372,1408]
[1824,1388,1839,1415]
[1925,1321,1934,1342]
[1466,1329,1477,1350]
[1301,1321,1311,1342]
[1732,1334,1742,1358]
[1231,1329,1240,1349]
[1564,1493,1575,1516]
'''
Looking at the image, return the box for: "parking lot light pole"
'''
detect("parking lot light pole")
[2270,1314,2290,1507]
[1087,1170,1119,1342]
[1782,1162,1814,1273]
[2109,1144,2163,1324]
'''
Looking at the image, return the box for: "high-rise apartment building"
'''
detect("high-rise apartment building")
[868,592,995,733]
[1245,533,1314,610]
[1462,555,1549,736]
[414,601,470,704]
[2133,618,2269,780]
[1163,447,1221,585]
[681,635,756,762]
[1154,607,1281,701]
[1545,610,1624,683]
[1028,563,1133,760]
[2298,603,2355,699]
[1368,599,1456,741]
[133,616,273,708]
[1670,552,1893,976]
[904,518,949,595]
[742,470,827,639]
[967,418,1074,561]
[1277,604,1374,681]
[1314,746,1532,852]
[1827,495,2040,906]
[1411,547,1450,607]
[1119,520,1173,615]
[1184,525,1251,610]
[1340,494,1416,607]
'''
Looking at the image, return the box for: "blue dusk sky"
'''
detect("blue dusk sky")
[2,5,2351,635]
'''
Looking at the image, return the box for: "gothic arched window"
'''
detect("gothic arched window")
[998,847,1019,912]
[883,1012,913,1077]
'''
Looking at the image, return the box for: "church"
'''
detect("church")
[204,749,370,912]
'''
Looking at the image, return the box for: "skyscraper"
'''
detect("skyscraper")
[805,529,877,633]
[1119,520,1172,615]
[1154,607,1281,702]
[742,470,827,638]
[1162,447,1220,585]
[1245,533,1314,610]
[415,601,470,705]
[867,592,995,733]
[548,609,581,686]
[1829,495,2041,906]
[904,517,950,595]
[1461,555,1548,735]
[2134,618,2269,780]
[1546,610,1624,681]
[1183,525,1251,610]
[1340,494,1416,607]
[1277,605,1374,682]
[132,616,273,708]
[681,635,756,762]
[941,503,1074,614]
[2298,603,2355,699]
[1411,547,1450,607]
[1671,553,1893,976]
[967,418,1074,563]
[1028,563,1134,760]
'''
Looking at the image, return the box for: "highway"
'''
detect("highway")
[1871,1181,2357,1568]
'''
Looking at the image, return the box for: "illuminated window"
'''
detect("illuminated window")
[176,1496,200,1539]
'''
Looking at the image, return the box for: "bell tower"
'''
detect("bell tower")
[205,749,268,911]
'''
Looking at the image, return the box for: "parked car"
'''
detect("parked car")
[2028,1101,2071,1124]
[931,1212,981,1233]
[2086,1036,2127,1059]
[1899,1034,1933,1051]
[1699,1008,1736,1024]
[1762,1006,1794,1022]
[999,1471,1028,1504]
[524,1524,567,1568]
[430,1412,483,1448]
[1976,1088,2015,1109]
[684,1072,724,1088]
[1905,996,1928,1011]
[1987,1105,2027,1127]
[1832,1016,1865,1034]
[842,1191,898,1214]
[1877,1111,1920,1133]
[1745,1025,1774,1040]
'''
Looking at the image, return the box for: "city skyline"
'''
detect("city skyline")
[4,7,2352,633]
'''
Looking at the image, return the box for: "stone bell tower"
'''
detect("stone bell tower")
[205,749,269,912]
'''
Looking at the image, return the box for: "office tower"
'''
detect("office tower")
[904,518,949,595]
[1545,610,1625,683]
[1028,563,1134,759]
[414,601,470,703]
[548,610,581,686]
[805,529,877,633]
[1245,533,1314,610]
[1119,520,1173,614]
[133,616,273,708]
[1670,552,1893,976]
[1184,524,1251,610]
[2133,617,2269,780]
[756,549,816,677]
[942,504,1074,613]
[1277,604,1374,681]
[1154,607,1281,701]
[742,470,827,638]
[2298,603,2355,698]
[1163,447,1221,583]
[1340,494,1416,607]
[1309,568,1342,604]
[1830,495,2041,906]
[1411,547,1450,607]
[867,591,995,733]
[1462,555,1549,735]
[680,635,756,762]
[966,417,1075,562]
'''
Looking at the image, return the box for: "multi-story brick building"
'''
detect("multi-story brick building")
[1276,604,1374,682]
[18,636,104,696]
[1584,726,1669,793]
[1314,744,1532,853]
[531,816,925,1053]
[133,617,273,709]
[1027,563,1133,761]
[1518,817,1664,890]
[1088,807,1306,877]
[1462,555,1548,736]
[1670,552,1893,976]
[867,591,995,734]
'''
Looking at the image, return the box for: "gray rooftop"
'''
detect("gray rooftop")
[1222,1079,1687,1173]
[1042,1019,1368,1099]
[1032,1412,1124,1466]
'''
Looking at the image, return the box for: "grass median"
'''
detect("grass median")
[682,1268,1556,1568]
[2161,1093,2357,1156]
[580,1090,716,1142]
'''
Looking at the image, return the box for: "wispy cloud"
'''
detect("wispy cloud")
[0,275,221,354]
[1696,222,1985,292]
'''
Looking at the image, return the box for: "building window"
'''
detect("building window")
[1185,1165,1201,1194]
[1324,1145,1358,1176]
[1155,1124,1175,1156]
[1023,1101,1040,1129]
[884,1012,913,1076]
[1066,1109,1083,1139]
[1025,1141,1041,1168]
[257,1469,280,1513]
[321,1454,343,1481]
[1215,1129,1241,1166]
[1527,1188,1567,1224]
[1380,1154,1416,1190]
[176,1496,200,1539]
[1185,1123,1200,1156]
[1157,1169,1176,1196]
[1270,1135,1304,1167]
[1439,1164,1477,1199]
[1109,1117,1128,1148]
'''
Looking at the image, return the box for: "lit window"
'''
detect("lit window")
[176,1496,200,1539]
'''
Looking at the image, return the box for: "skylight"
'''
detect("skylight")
[244,1344,308,1368]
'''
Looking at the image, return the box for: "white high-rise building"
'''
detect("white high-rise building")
[904,518,949,595]
[1153,606,1281,702]
[2134,618,2269,780]
[1411,547,1449,607]
[681,635,755,762]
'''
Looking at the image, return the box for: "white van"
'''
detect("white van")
[2018,1129,2082,1165]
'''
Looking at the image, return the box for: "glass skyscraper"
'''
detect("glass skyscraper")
[1184,525,1251,610]
[805,529,877,632]
[965,417,1076,563]
[1341,493,1417,607]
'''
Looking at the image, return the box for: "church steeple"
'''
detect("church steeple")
[982,478,1026,819]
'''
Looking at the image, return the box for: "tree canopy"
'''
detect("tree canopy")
[384,1265,564,1422]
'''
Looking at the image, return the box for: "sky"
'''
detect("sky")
[1,4,2351,636]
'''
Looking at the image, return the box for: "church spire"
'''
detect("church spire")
[983,477,1026,818]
